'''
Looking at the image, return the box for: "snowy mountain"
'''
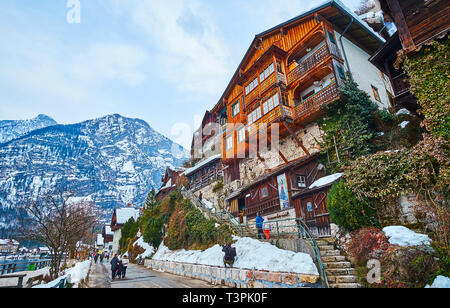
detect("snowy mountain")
[0,114,189,236]
[0,114,58,143]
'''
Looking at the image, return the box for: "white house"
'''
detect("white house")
[110,207,140,255]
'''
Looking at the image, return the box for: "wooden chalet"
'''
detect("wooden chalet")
[155,167,186,201]
[102,223,114,244]
[370,0,449,111]
[185,154,224,191]
[206,0,385,177]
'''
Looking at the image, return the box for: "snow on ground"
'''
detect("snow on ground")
[133,236,155,259]
[396,108,412,116]
[382,226,432,247]
[309,173,343,189]
[0,267,49,287]
[34,260,91,288]
[425,275,450,288]
[152,236,318,275]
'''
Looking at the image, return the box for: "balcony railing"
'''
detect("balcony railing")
[245,72,287,104]
[392,73,410,96]
[287,44,331,85]
[247,104,294,135]
[293,82,339,120]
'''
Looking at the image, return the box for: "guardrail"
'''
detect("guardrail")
[0,259,51,276]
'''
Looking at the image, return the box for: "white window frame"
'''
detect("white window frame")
[237,126,245,143]
[226,136,233,150]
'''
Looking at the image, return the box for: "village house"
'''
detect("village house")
[155,167,187,201]
[110,207,140,254]
[102,223,114,253]
[0,239,19,254]
[188,0,396,236]
[369,0,449,113]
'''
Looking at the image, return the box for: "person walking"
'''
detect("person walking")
[263,216,272,240]
[256,212,264,239]
[110,254,119,280]
[222,242,236,268]
[94,252,99,264]
[198,191,203,203]
[99,253,104,263]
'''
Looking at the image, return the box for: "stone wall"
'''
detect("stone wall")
[239,123,322,187]
[144,259,320,288]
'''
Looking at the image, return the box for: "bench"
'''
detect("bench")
[0,274,27,288]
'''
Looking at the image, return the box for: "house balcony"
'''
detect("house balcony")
[391,73,410,97]
[293,81,339,121]
[287,43,333,87]
[245,71,287,105]
[247,104,294,137]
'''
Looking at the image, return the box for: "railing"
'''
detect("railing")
[247,103,294,136]
[245,72,286,104]
[328,42,342,59]
[188,169,224,191]
[293,82,339,120]
[287,44,330,85]
[391,73,410,96]
[0,259,51,276]
[238,217,328,288]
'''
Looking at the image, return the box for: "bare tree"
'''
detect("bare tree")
[18,190,99,279]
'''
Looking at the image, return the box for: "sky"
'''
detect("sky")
[0,0,362,149]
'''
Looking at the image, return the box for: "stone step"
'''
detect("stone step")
[316,238,335,245]
[320,249,342,257]
[329,282,362,288]
[325,268,357,276]
[323,261,352,269]
[327,275,358,284]
[317,244,334,251]
[322,255,347,263]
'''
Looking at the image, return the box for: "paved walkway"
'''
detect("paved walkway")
[88,261,217,288]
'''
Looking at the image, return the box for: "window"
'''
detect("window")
[231,100,240,117]
[337,65,346,80]
[245,77,259,95]
[237,126,245,143]
[328,31,336,44]
[259,63,275,83]
[261,186,268,198]
[226,136,233,150]
[247,106,262,125]
[372,85,381,102]
[296,175,306,188]
[262,92,279,115]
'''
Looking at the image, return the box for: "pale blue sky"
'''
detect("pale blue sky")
[0,0,362,148]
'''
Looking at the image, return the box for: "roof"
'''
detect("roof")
[115,207,140,225]
[96,234,104,246]
[211,0,385,114]
[185,154,222,176]
[103,224,113,236]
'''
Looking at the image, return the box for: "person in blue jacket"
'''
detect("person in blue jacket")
[256,212,264,239]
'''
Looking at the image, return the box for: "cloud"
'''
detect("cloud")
[107,0,233,95]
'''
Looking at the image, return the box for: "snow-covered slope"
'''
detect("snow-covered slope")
[0,114,189,235]
[0,114,57,144]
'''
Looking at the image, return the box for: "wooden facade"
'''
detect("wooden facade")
[186,156,224,191]
[156,167,186,201]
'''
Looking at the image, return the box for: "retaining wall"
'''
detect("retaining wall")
[144,259,321,288]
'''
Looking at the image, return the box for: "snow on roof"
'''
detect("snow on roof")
[96,234,104,246]
[0,239,19,245]
[396,109,412,116]
[115,207,140,225]
[104,224,113,235]
[153,236,318,276]
[382,226,431,247]
[185,154,221,176]
[309,173,343,189]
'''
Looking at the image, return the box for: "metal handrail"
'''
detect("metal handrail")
[238,217,328,288]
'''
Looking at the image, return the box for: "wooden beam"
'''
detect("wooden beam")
[282,121,311,156]
[278,150,289,164]
[386,0,415,52]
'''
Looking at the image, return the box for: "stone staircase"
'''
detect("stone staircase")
[316,237,361,288]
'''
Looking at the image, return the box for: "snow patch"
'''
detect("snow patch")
[309,173,343,189]
[133,236,155,259]
[425,275,450,288]
[382,226,431,247]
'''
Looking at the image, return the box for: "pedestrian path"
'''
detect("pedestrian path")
[87,262,111,288]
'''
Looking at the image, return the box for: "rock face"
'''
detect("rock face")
[0,114,58,144]
[0,114,189,236]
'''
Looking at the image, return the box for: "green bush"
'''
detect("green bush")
[327,181,379,231]
[119,217,139,252]
[143,216,164,248]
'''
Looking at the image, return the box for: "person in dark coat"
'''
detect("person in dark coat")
[94,252,99,264]
[118,260,127,279]
[99,253,104,263]
[198,191,203,203]
[110,254,119,280]
[222,242,236,268]
[255,212,264,239]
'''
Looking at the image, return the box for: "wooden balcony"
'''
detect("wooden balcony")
[287,44,331,86]
[245,72,287,105]
[391,73,410,97]
[247,104,293,136]
[189,169,224,191]
[293,82,339,120]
